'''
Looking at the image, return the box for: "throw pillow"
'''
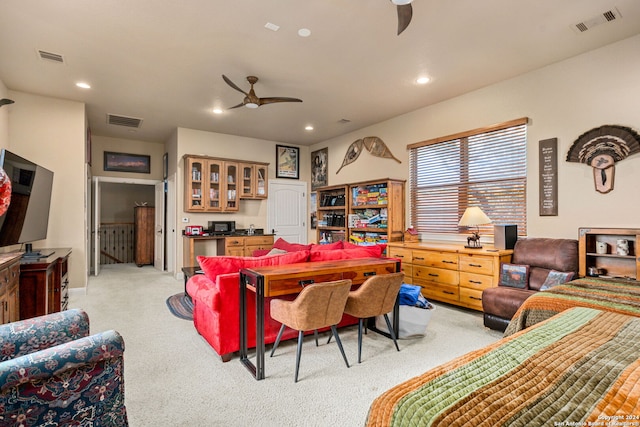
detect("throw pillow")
[540,270,575,291]
[310,241,343,251]
[272,238,313,252]
[265,248,288,256]
[342,241,386,257]
[498,263,530,289]
[309,248,380,262]
[243,250,310,268]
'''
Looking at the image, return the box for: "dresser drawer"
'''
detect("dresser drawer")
[459,254,493,275]
[412,250,458,270]
[399,264,413,284]
[267,273,343,296]
[225,237,245,247]
[416,279,459,304]
[245,236,273,246]
[414,266,459,286]
[344,264,398,285]
[459,287,484,310]
[0,266,8,288]
[459,271,494,290]
[387,246,412,263]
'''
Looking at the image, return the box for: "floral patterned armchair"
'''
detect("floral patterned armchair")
[0,309,127,426]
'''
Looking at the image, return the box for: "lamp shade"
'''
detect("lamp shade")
[458,207,491,227]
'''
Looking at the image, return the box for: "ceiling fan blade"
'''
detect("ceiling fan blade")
[258,97,303,106]
[228,102,246,109]
[222,75,248,96]
[397,4,413,35]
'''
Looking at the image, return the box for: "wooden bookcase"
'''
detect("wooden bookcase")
[578,227,639,280]
[315,178,405,246]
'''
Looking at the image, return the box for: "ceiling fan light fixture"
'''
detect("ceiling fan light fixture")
[245,102,259,109]
[392,0,413,5]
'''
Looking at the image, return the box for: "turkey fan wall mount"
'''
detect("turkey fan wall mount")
[222,75,303,109]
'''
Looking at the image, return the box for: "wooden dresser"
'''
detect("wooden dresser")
[19,248,71,320]
[387,242,512,311]
[134,206,155,266]
[0,253,21,324]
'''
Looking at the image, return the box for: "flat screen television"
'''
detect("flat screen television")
[0,149,54,258]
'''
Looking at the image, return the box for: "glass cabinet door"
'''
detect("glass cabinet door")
[255,165,267,198]
[186,158,205,211]
[241,164,254,198]
[206,160,222,211]
[225,162,239,211]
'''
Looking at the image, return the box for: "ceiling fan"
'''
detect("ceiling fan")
[391,0,414,35]
[222,75,303,109]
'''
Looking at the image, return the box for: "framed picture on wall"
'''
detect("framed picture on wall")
[276,145,299,179]
[104,151,151,174]
[311,147,328,190]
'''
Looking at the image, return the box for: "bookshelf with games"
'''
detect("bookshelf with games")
[349,179,405,246]
[315,179,405,247]
[316,184,349,244]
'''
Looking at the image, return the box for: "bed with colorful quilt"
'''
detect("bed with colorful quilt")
[366,307,640,427]
[504,276,640,336]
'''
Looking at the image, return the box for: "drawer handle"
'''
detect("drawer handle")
[470,280,483,284]
[469,263,483,268]
[414,257,425,260]
[428,273,439,277]
[443,291,455,295]
[442,260,456,264]
[395,254,405,258]
[470,296,482,301]
[299,279,315,287]
[363,271,377,277]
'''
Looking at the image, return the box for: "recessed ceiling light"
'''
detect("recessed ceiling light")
[212,108,223,115]
[76,82,91,89]
[298,28,311,37]
[416,76,430,85]
[305,125,314,131]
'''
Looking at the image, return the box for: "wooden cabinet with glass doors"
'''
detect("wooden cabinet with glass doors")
[240,162,268,199]
[184,155,268,212]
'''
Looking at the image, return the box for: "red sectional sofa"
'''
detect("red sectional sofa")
[186,239,387,361]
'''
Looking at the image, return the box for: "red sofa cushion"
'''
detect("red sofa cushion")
[311,241,343,251]
[197,250,310,281]
[308,247,382,262]
[342,242,386,257]
[272,238,313,252]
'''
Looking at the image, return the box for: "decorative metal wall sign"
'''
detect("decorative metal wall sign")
[539,138,558,216]
[336,136,401,174]
[566,125,640,194]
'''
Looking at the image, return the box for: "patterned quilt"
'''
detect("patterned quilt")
[504,277,640,336]
[366,307,640,427]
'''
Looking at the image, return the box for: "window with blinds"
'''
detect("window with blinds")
[408,118,528,237]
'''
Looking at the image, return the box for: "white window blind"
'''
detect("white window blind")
[409,118,528,236]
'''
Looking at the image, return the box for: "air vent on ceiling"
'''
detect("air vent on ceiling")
[572,7,621,33]
[106,114,143,128]
[37,49,65,64]
[338,119,352,124]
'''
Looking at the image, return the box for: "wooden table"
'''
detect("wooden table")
[239,257,400,380]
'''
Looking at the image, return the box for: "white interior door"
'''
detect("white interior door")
[93,177,101,276]
[154,182,165,271]
[166,174,176,275]
[267,180,307,243]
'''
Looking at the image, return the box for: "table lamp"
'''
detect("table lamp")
[458,207,491,249]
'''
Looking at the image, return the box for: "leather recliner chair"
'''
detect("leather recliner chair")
[482,238,579,332]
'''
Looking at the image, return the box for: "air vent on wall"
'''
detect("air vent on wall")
[572,7,621,33]
[106,114,143,128]
[37,49,65,64]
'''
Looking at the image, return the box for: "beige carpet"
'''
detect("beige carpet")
[71,264,503,427]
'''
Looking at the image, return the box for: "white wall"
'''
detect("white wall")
[0,80,8,147]
[312,34,640,241]
[7,91,87,288]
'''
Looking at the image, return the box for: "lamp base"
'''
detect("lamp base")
[464,245,483,249]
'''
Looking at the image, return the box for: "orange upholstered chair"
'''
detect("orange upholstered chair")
[270,279,353,382]
[343,272,404,363]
